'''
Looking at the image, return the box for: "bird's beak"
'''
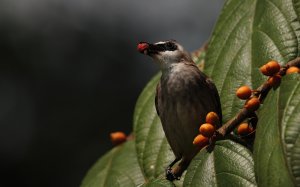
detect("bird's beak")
[137,42,159,56]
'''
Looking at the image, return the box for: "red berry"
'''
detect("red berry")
[137,43,149,53]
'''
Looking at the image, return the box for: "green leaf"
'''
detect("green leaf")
[141,178,175,187]
[81,141,145,187]
[254,75,300,186]
[281,75,300,186]
[205,0,255,123]
[133,72,175,180]
[251,0,300,87]
[133,49,207,180]
[295,0,300,19]
[205,0,300,186]
[183,140,256,187]
[251,0,300,186]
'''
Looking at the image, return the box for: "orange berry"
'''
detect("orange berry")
[237,123,253,136]
[110,131,127,145]
[268,74,281,87]
[286,66,300,74]
[193,134,209,147]
[259,65,269,76]
[236,86,252,100]
[266,60,281,74]
[205,112,220,126]
[244,97,260,111]
[199,123,215,137]
[260,60,281,76]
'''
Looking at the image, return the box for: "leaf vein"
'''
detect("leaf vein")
[216,171,256,186]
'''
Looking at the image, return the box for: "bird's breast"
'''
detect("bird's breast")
[162,65,202,96]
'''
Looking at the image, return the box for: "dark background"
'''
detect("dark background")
[0,1,223,186]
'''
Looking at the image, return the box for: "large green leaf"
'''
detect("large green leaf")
[81,141,145,187]
[280,75,300,186]
[183,140,256,187]
[141,178,175,187]
[205,0,300,186]
[133,72,175,180]
[254,76,300,187]
[205,0,254,122]
[252,0,300,186]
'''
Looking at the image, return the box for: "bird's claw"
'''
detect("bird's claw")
[165,167,179,181]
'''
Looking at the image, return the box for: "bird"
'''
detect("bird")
[137,40,222,181]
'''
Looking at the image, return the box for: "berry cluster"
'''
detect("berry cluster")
[234,85,257,137]
[193,112,220,148]
[233,60,300,137]
[261,60,300,87]
[193,60,300,146]
[261,60,282,87]
[236,85,260,112]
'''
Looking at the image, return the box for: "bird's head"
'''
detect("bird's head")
[137,40,191,68]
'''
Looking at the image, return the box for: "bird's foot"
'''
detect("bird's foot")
[165,167,180,181]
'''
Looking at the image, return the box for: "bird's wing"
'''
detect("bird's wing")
[184,63,222,123]
[155,81,161,116]
[205,77,222,124]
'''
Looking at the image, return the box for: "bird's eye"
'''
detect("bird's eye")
[165,42,177,51]
[166,42,173,48]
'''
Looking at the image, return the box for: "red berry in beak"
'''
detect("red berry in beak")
[137,42,149,54]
